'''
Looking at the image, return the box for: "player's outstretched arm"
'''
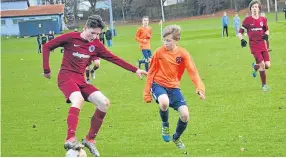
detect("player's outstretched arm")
[42,33,71,78]
[95,41,147,78]
[184,52,205,100]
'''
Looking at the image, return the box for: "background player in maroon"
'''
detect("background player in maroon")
[238,0,270,92]
[42,15,147,156]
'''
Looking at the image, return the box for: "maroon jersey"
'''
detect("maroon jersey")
[239,16,268,53]
[42,32,137,74]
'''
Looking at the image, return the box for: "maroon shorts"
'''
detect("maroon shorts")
[58,71,99,103]
[252,51,270,64]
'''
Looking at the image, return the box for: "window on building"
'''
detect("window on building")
[51,16,57,21]
[12,19,23,25]
[1,20,6,26]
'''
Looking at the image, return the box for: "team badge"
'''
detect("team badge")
[89,45,95,52]
[260,22,263,27]
[176,57,183,64]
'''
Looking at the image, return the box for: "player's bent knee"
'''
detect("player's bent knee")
[69,92,85,109]
[180,114,189,122]
[160,105,168,111]
[178,105,189,122]
[159,102,169,110]
[180,110,189,122]
[158,95,169,111]
[265,62,271,69]
[258,61,266,70]
[88,91,110,112]
[96,98,110,112]
[99,98,110,108]
[259,61,265,66]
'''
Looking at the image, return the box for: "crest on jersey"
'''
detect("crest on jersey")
[176,57,183,64]
[89,45,95,52]
[260,22,263,27]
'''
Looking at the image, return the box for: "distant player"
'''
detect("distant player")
[222,12,229,37]
[105,27,113,47]
[135,16,152,71]
[41,34,47,45]
[85,57,100,83]
[42,15,147,156]
[238,0,271,91]
[233,12,241,36]
[37,34,42,53]
[48,31,55,52]
[143,25,205,149]
[48,31,54,41]
[99,31,105,45]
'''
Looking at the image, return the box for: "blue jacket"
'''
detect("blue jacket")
[233,16,240,27]
[222,15,229,26]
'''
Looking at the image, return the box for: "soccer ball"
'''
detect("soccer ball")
[66,149,87,157]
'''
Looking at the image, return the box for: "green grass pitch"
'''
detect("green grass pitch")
[1,13,286,156]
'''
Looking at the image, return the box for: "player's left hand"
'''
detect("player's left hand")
[43,72,51,79]
[241,39,247,47]
[144,94,152,103]
[136,69,147,79]
[197,91,205,100]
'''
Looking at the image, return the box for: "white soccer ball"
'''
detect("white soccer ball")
[66,149,87,157]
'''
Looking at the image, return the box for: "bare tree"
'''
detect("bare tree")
[87,0,97,15]
[85,0,251,22]
[266,0,270,12]
[64,0,79,29]
[112,0,133,21]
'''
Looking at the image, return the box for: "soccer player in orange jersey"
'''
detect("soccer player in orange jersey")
[143,25,205,149]
[135,16,152,71]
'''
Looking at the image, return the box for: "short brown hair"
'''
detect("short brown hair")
[86,15,105,29]
[249,0,262,11]
[163,25,181,41]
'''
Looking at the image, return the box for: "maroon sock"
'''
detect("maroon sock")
[254,64,260,71]
[66,107,80,140]
[86,69,90,79]
[86,109,106,140]
[259,71,266,86]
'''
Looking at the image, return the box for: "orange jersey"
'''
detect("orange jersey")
[144,46,205,101]
[135,26,152,50]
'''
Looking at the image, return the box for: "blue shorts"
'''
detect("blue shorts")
[151,82,187,110]
[142,49,152,59]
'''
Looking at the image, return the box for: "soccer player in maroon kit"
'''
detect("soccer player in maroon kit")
[42,15,147,156]
[238,0,270,92]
